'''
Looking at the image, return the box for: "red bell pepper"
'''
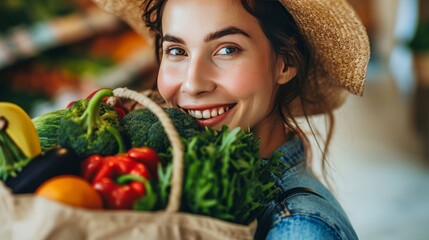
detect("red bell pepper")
[127,147,161,179]
[81,154,151,209]
[81,154,105,182]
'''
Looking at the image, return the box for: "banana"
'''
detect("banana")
[0,102,41,158]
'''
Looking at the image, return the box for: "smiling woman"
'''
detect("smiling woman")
[92,0,370,239]
[156,1,298,158]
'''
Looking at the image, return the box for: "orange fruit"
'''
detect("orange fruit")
[35,175,103,209]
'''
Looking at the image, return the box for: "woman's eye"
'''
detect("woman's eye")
[216,46,240,56]
[166,47,186,56]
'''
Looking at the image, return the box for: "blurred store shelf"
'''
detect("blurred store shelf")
[0,8,121,69]
[0,1,155,117]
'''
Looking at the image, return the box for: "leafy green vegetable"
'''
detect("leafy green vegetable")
[120,108,203,153]
[156,126,284,225]
[58,89,125,159]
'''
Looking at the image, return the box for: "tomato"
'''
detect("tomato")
[35,175,103,209]
[127,147,161,179]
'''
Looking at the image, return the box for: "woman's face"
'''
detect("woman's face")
[158,0,292,136]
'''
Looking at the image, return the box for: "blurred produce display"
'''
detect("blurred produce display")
[0,0,155,116]
[0,0,76,29]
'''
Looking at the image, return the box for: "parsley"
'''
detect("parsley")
[157,126,284,225]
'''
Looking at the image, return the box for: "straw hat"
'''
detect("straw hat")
[90,0,370,115]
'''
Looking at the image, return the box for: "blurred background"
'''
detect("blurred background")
[0,0,428,239]
[0,0,157,116]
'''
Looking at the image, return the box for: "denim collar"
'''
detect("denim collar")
[274,134,306,168]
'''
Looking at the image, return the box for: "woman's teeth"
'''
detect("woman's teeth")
[187,106,229,119]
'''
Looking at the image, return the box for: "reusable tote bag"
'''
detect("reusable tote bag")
[0,88,257,240]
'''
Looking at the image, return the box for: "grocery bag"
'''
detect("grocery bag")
[0,88,257,240]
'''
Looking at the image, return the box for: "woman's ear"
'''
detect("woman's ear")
[276,58,297,85]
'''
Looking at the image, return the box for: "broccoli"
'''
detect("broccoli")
[120,108,203,153]
[58,89,126,159]
[32,109,68,152]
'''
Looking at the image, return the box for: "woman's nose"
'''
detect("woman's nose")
[181,56,216,96]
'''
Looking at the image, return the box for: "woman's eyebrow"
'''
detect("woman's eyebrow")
[204,26,250,42]
[162,35,184,44]
[162,26,250,44]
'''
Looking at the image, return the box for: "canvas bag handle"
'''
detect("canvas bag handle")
[112,87,183,213]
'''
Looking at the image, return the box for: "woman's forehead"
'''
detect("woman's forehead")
[161,0,252,29]
[161,0,259,39]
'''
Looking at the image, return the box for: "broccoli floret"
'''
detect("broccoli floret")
[120,108,203,153]
[58,89,125,159]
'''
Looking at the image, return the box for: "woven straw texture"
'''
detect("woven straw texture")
[90,0,370,115]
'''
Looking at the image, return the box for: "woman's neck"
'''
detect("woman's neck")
[252,114,289,158]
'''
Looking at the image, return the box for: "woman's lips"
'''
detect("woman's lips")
[181,104,235,127]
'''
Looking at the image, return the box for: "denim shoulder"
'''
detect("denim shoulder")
[265,214,342,240]
[254,166,359,240]
[255,136,358,240]
[262,187,359,239]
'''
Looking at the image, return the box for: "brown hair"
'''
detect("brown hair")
[142,0,335,179]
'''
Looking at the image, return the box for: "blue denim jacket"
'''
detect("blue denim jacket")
[255,135,358,240]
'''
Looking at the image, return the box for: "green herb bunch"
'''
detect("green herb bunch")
[156,126,284,225]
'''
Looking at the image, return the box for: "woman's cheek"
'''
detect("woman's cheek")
[223,72,259,98]
[157,65,182,103]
